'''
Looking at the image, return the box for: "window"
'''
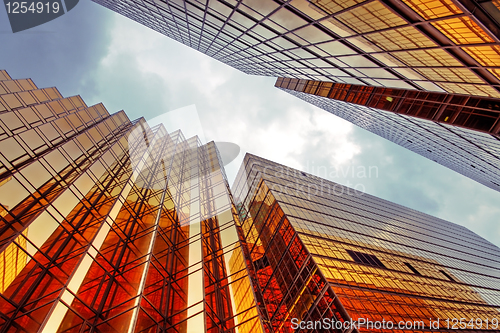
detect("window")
[404,262,421,275]
[346,249,386,268]
[440,269,456,281]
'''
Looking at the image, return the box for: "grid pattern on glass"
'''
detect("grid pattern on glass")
[276,77,500,135]
[0,70,265,333]
[274,82,500,192]
[91,0,500,96]
[232,153,500,332]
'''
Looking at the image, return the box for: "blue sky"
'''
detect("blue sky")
[1,0,500,245]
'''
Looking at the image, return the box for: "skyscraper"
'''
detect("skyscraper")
[93,0,500,96]
[0,70,264,333]
[275,77,500,192]
[232,153,500,332]
[91,0,500,191]
[2,69,500,333]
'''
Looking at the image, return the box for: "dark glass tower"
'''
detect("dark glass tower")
[0,70,264,333]
[275,77,500,192]
[232,153,500,332]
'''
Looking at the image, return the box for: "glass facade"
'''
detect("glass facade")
[0,70,264,333]
[276,77,500,135]
[93,0,500,97]
[90,0,500,192]
[275,78,500,192]
[232,153,500,332]
[2,68,500,332]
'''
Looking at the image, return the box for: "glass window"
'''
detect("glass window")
[242,0,279,16]
[4,81,21,93]
[44,87,62,100]
[336,1,407,34]
[337,55,379,67]
[268,8,308,31]
[39,123,60,142]
[62,140,84,161]
[289,0,327,20]
[413,80,446,91]
[34,103,54,120]
[237,4,264,20]
[0,137,26,162]
[293,25,333,44]
[21,161,52,189]
[414,67,485,84]
[0,176,29,212]
[363,26,436,51]
[375,79,416,89]
[1,94,23,110]
[463,45,500,66]
[0,112,24,132]
[32,89,50,103]
[19,107,40,125]
[18,92,37,106]
[271,36,297,49]
[230,11,257,28]
[402,0,462,20]
[391,49,462,67]
[17,79,36,91]
[488,68,500,80]
[310,0,365,14]
[357,68,397,79]
[438,82,500,98]
[317,41,356,56]
[432,17,494,44]
[19,129,45,151]
[319,18,354,37]
[59,117,77,136]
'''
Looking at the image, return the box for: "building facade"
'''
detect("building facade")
[232,153,500,332]
[91,0,500,192]
[0,70,264,333]
[93,0,500,97]
[275,77,500,192]
[2,69,500,332]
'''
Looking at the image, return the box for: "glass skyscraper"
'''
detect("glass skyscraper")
[93,0,500,96]
[275,77,500,192]
[0,70,263,333]
[1,69,500,332]
[91,0,500,192]
[233,153,500,332]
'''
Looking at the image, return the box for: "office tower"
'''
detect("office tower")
[0,70,264,333]
[232,153,500,332]
[92,0,500,97]
[91,0,500,192]
[275,77,500,192]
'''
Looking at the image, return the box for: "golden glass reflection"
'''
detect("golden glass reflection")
[415,67,485,84]
[0,230,28,293]
[463,45,500,66]
[402,0,462,19]
[432,17,494,44]
[391,48,462,67]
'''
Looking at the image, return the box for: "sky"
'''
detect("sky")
[1,0,500,246]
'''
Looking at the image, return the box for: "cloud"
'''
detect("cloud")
[0,0,114,96]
